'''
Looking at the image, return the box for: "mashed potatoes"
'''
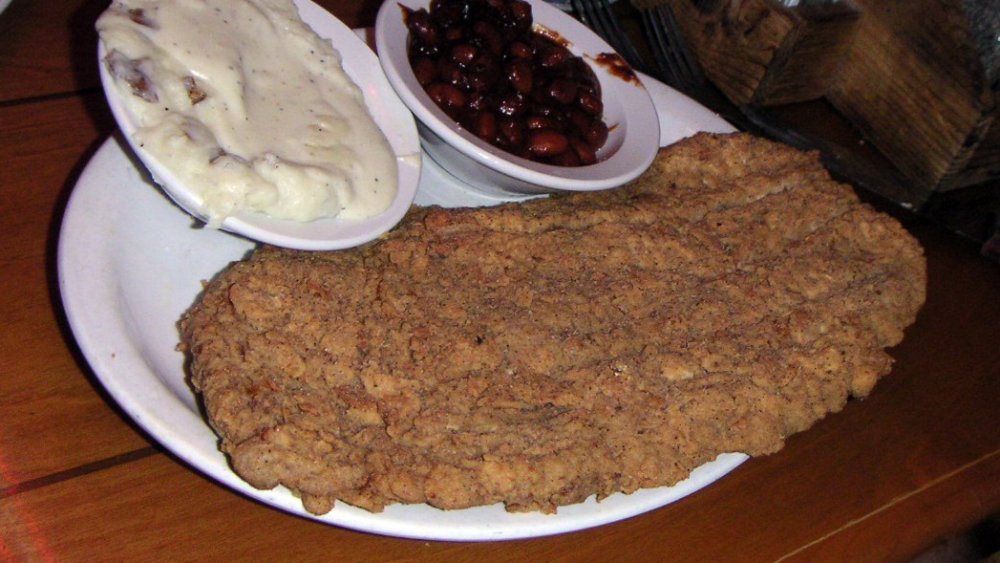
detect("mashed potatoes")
[97,0,398,224]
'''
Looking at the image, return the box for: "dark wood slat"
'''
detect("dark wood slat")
[0,94,148,487]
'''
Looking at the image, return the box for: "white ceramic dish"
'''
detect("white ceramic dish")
[59,66,739,540]
[96,0,421,251]
[375,0,660,196]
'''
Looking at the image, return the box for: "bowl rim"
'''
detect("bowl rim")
[374,0,660,192]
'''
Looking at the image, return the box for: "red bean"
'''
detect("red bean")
[472,21,504,55]
[550,149,581,166]
[450,44,478,65]
[467,92,493,112]
[500,117,524,146]
[508,41,533,60]
[568,108,591,133]
[467,72,491,92]
[498,92,527,116]
[525,115,557,130]
[436,59,467,89]
[570,137,597,165]
[407,9,439,45]
[528,129,569,156]
[412,57,438,85]
[577,90,603,115]
[509,0,532,29]
[430,0,463,28]
[539,45,570,69]
[506,59,533,94]
[426,82,466,110]
[547,77,577,105]
[531,103,555,116]
[584,120,609,147]
[474,111,497,140]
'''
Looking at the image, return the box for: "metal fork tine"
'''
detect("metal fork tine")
[638,7,672,83]
[657,4,704,88]
[572,0,604,40]
[572,0,602,41]
[641,3,704,95]
[569,0,590,28]
[596,0,649,71]
[649,5,690,90]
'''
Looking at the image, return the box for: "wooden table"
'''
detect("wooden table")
[1,0,998,560]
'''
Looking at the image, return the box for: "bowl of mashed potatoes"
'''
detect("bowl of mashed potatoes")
[96,0,421,250]
[375,0,659,196]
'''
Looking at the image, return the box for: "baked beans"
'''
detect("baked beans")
[406,0,609,166]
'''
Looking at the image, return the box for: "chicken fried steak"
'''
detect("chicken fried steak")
[181,132,926,515]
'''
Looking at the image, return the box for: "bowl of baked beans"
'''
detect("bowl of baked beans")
[375,0,659,196]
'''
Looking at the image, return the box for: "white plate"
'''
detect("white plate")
[59,69,740,540]
[97,0,421,251]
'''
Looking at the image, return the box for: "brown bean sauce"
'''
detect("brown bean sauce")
[593,52,639,85]
[405,0,609,166]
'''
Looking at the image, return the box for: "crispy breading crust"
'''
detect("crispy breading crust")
[180,133,926,514]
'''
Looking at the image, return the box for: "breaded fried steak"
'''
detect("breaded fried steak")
[180,133,926,515]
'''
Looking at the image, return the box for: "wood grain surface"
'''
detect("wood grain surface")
[1,0,997,561]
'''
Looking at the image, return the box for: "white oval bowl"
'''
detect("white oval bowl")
[97,0,421,251]
[375,0,659,196]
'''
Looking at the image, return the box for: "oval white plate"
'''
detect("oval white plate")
[59,66,740,540]
[96,0,421,251]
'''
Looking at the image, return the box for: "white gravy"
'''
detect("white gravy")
[96,0,398,224]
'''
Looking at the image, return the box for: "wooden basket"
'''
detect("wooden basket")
[668,0,861,106]
[668,0,1000,196]
[825,0,1000,194]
